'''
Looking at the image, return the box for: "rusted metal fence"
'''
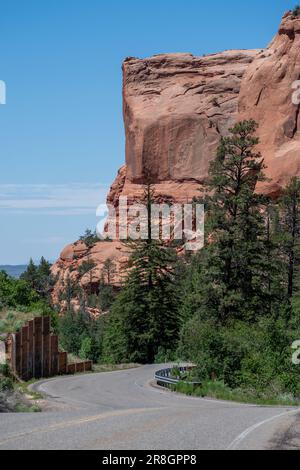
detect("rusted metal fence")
[5,316,92,380]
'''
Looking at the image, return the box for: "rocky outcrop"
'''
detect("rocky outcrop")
[52,11,300,312]
[51,240,127,312]
[105,49,259,212]
[239,11,300,196]
[123,50,258,185]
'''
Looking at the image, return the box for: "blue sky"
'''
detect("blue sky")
[0,0,295,264]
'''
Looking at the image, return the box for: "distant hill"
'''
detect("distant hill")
[0,265,27,278]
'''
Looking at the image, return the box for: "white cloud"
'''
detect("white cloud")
[0,183,109,215]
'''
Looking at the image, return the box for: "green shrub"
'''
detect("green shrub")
[0,362,10,377]
[0,376,13,391]
[292,5,300,16]
[14,320,25,331]
[98,284,115,311]
[178,315,300,400]
[0,270,39,308]
[79,229,99,247]
[15,403,41,413]
[170,366,181,379]
[59,310,89,355]
[79,337,92,360]
[58,310,106,363]
[154,347,178,364]
[174,379,300,405]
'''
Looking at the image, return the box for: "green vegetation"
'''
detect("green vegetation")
[102,183,181,363]
[0,258,57,333]
[0,362,13,392]
[59,310,106,362]
[14,403,41,412]
[0,270,38,310]
[100,120,300,403]
[78,258,97,277]
[91,363,140,373]
[0,362,41,412]
[79,229,99,247]
[16,379,43,400]
[175,121,300,402]
[0,306,57,336]
[292,5,300,17]
[0,257,54,311]
[20,257,54,300]
[0,259,56,411]
[2,120,300,405]
[173,380,300,406]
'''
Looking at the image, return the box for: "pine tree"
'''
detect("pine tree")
[197,120,280,323]
[20,257,53,300]
[103,183,181,363]
[278,177,300,298]
[36,257,53,300]
[79,229,98,247]
[101,258,116,285]
[78,257,96,298]
[38,257,52,276]
[20,258,38,290]
[59,309,89,355]
[60,274,79,312]
[98,279,115,311]
[97,258,116,311]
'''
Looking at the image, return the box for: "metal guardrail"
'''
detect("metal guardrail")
[154,366,201,387]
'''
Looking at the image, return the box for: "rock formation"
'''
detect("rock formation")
[123,50,258,183]
[52,11,300,312]
[238,11,300,196]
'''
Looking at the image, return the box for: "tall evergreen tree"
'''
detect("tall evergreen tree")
[103,183,181,363]
[196,120,281,323]
[101,258,116,285]
[78,257,96,298]
[20,258,38,290]
[278,177,300,298]
[36,257,53,300]
[59,274,79,312]
[38,257,52,276]
[20,257,54,300]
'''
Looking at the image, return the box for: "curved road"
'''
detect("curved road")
[0,364,299,450]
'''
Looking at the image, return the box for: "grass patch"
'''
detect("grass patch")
[66,352,140,373]
[14,403,41,413]
[67,352,82,364]
[0,362,42,412]
[172,380,300,406]
[0,376,14,391]
[91,363,140,373]
[16,379,43,400]
[0,308,40,334]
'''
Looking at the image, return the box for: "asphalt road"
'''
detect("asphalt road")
[0,364,299,450]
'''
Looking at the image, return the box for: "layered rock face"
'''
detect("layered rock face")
[239,11,300,196]
[122,49,258,198]
[52,11,300,312]
[51,240,127,313]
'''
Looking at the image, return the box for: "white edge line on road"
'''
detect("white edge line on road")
[227,408,300,450]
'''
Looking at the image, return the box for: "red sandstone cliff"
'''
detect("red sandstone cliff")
[52,11,300,311]
[238,11,300,196]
